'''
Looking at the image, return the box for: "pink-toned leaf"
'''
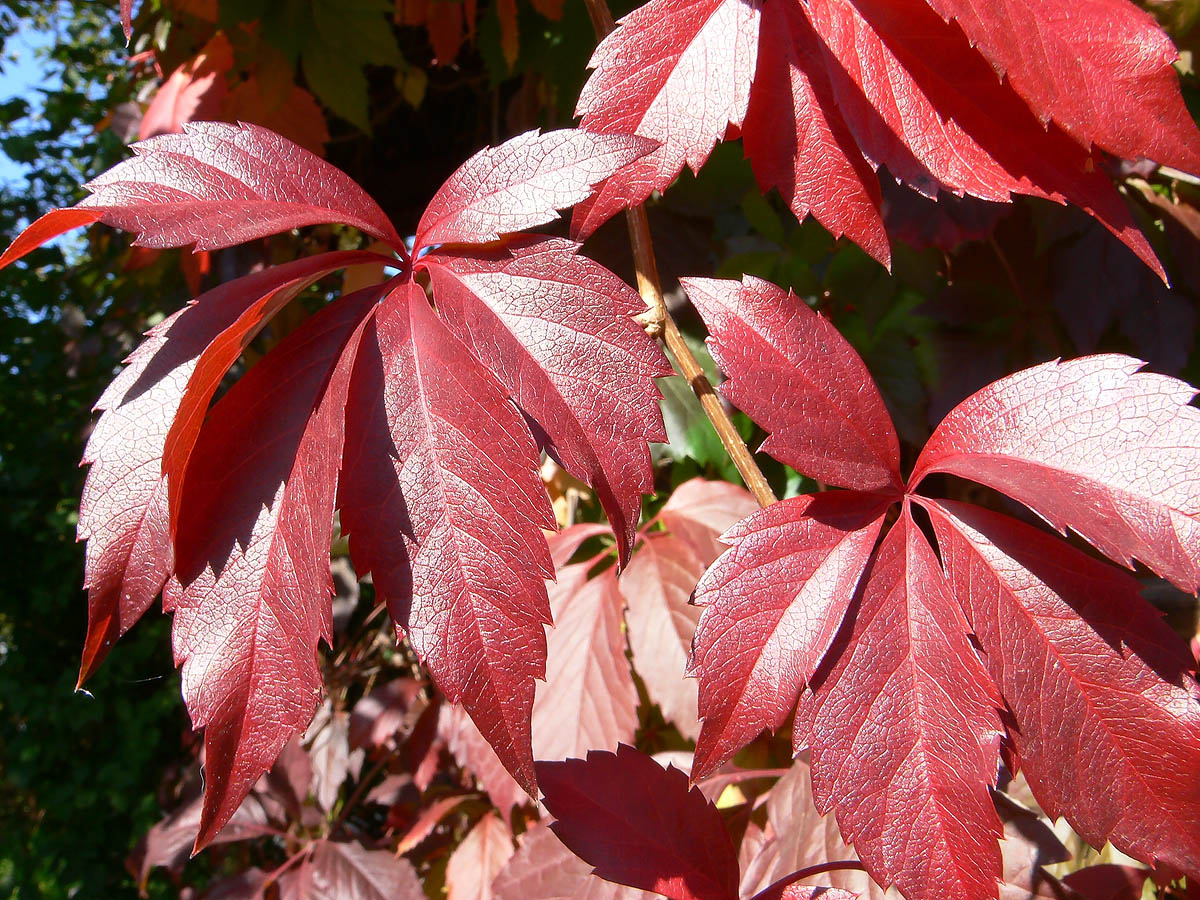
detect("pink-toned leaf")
[571,0,760,238]
[306,701,361,812]
[538,745,740,900]
[44,122,402,254]
[76,250,381,685]
[753,885,860,900]
[340,280,556,796]
[424,238,670,561]
[309,838,426,900]
[682,276,902,494]
[493,822,658,900]
[926,498,1200,876]
[654,477,758,565]
[741,0,888,265]
[796,510,1005,900]
[138,35,232,140]
[414,129,656,251]
[164,288,378,850]
[349,678,422,750]
[446,812,515,900]
[437,703,527,817]
[200,867,269,900]
[993,793,1074,900]
[533,566,637,761]
[619,534,706,739]
[129,790,275,882]
[911,354,1200,593]
[690,491,890,779]
[546,522,614,569]
[739,758,887,900]
[922,0,1200,175]
[396,795,470,855]
[258,735,313,822]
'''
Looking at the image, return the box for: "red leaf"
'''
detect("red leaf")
[654,477,759,565]
[741,0,888,266]
[425,238,670,561]
[395,795,470,855]
[162,250,391,536]
[571,0,760,238]
[309,838,426,900]
[493,822,658,900]
[922,0,1200,175]
[538,745,740,900]
[339,281,555,796]
[546,522,614,569]
[682,276,903,494]
[796,510,1005,900]
[165,288,379,850]
[121,0,134,40]
[437,703,527,817]
[690,491,889,779]
[223,78,330,156]
[139,35,232,140]
[925,499,1200,877]
[0,122,405,265]
[77,250,382,685]
[446,813,515,900]
[349,678,421,750]
[808,0,1162,275]
[912,355,1200,593]
[414,128,656,251]
[619,535,706,738]
[1061,865,1150,900]
[533,566,637,761]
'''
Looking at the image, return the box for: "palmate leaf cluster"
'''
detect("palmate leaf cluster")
[2,0,1200,898]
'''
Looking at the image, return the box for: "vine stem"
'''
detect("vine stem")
[581,0,777,509]
[749,861,868,900]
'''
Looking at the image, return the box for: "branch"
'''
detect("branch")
[749,861,868,900]
[582,0,777,509]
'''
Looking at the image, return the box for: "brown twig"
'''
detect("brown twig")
[581,0,777,509]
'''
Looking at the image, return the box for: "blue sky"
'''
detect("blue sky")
[0,23,57,187]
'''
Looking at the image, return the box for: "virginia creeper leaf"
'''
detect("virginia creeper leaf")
[796,510,1006,900]
[446,813,516,900]
[925,499,1200,877]
[533,566,638,761]
[77,250,384,684]
[437,703,527,817]
[912,355,1200,593]
[654,477,758,564]
[493,822,658,900]
[690,490,889,779]
[139,34,231,140]
[121,0,134,39]
[339,280,556,795]
[619,535,707,739]
[807,0,1162,276]
[538,745,740,900]
[424,238,670,561]
[165,287,378,850]
[0,122,405,265]
[309,838,426,900]
[571,0,760,238]
[741,0,888,265]
[921,0,1200,174]
[682,275,902,494]
[414,128,656,251]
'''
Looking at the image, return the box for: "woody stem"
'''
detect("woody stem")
[582,0,777,509]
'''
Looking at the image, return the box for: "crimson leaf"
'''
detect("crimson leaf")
[0,122,668,849]
[164,286,378,850]
[538,745,740,900]
[683,272,1200,900]
[574,0,1198,271]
